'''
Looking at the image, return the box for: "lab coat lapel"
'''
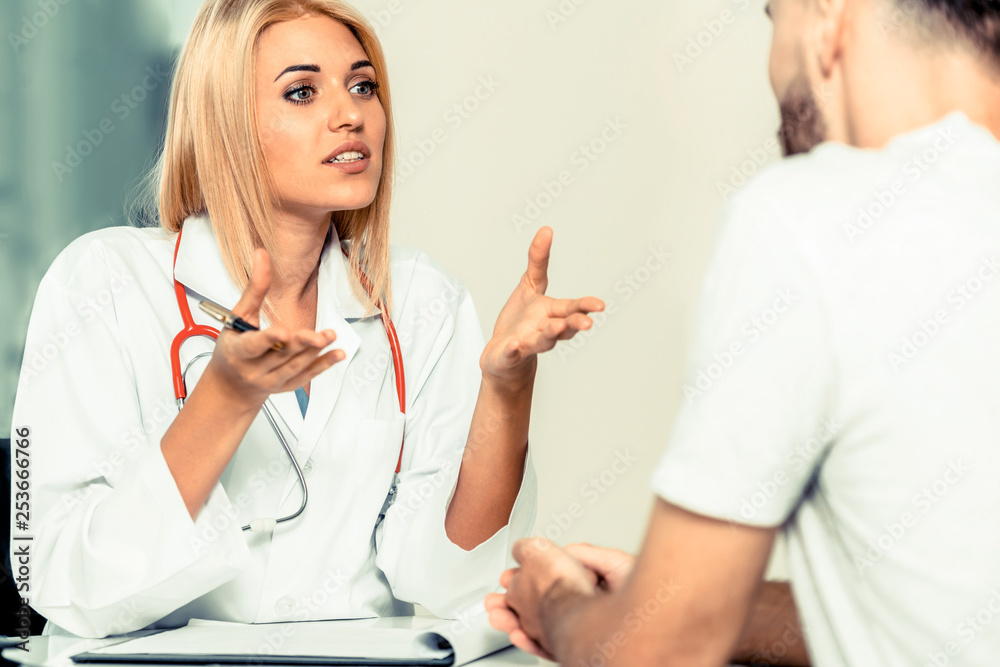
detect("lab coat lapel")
[282,234,369,474]
[174,215,372,508]
[173,216,306,443]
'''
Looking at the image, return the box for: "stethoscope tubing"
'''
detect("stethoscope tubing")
[180,351,309,532]
[167,226,405,532]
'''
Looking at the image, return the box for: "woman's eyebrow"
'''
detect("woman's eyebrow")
[273,60,373,83]
[274,64,320,82]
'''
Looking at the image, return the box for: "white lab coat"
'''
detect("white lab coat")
[10,214,536,638]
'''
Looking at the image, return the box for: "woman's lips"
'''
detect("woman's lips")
[323,155,370,174]
[323,144,371,174]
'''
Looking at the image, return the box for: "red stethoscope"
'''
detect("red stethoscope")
[168,227,406,532]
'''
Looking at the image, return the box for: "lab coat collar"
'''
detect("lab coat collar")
[319,234,373,323]
[172,214,242,313]
[172,213,372,321]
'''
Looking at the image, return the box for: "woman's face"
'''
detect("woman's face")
[255,14,386,221]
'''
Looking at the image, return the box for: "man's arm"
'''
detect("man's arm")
[733,581,810,666]
[550,548,810,665]
[500,498,810,666]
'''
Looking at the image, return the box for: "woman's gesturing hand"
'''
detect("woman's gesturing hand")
[481,227,605,390]
[205,248,346,407]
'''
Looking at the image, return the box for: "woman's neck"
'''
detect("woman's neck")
[265,209,331,323]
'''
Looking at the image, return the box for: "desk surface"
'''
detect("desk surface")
[2,635,555,667]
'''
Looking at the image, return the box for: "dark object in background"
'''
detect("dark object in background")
[2,437,46,646]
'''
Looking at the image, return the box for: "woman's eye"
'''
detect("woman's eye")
[284,85,315,105]
[350,80,380,98]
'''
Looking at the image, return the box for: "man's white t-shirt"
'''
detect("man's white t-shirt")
[651,112,1000,667]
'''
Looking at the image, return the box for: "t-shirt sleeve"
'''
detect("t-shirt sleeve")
[651,190,839,527]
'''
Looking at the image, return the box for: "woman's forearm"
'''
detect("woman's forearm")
[445,365,534,550]
[160,366,264,520]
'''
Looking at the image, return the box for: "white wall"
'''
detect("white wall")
[363,0,787,570]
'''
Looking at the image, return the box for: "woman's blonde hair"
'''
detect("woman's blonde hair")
[158,0,395,315]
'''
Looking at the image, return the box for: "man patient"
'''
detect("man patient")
[487,0,1000,665]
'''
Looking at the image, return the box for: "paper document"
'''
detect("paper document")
[71,615,511,667]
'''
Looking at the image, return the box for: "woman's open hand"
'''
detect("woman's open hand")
[481,227,604,390]
[205,248,346,408]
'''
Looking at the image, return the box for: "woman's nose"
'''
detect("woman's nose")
[327,88,363,132]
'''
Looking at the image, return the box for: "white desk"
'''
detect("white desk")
[2,634,555,667]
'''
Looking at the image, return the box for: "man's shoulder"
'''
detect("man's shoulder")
[732,142,879,220]
[732,114,997,238]
[723,135,950,256]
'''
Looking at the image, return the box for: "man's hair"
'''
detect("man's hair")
[902,0,1000,66]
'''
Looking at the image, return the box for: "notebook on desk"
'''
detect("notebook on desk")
[71,615,510,667]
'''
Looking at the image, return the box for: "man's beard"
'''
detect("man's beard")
[778,76,827,156]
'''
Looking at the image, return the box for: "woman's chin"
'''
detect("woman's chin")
[323,192,378,213]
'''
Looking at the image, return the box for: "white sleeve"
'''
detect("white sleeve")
[651,190,839,527]
[10,240,250,638]
[375,275,536,619]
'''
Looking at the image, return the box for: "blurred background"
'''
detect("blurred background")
[1,0,785,573]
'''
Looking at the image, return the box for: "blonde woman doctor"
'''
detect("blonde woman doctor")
[11,0,603,639]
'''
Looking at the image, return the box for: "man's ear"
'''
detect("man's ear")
[814,0,848,77]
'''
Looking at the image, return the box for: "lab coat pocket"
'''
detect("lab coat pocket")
[353,414,405,552]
